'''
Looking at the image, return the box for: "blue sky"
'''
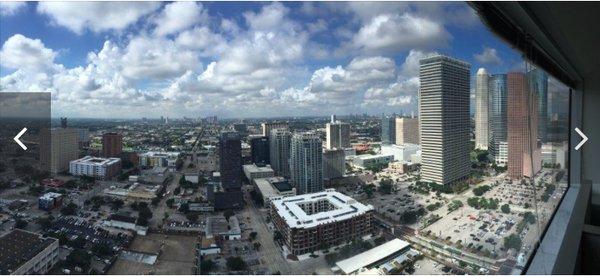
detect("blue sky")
[0,1,524,118]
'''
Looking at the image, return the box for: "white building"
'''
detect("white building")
[270,189,374,255]
[541,142,568,168]
[419,55,471,185]
[495,141,508,166]
[103,214,147,235]
[380,144,420,163]
[349,154,394,169]
[323,149,346,180]
[243,164,275,182]
[0,229,59,274]
[70,156,121,179]
[335,239,416,275]
[475,68,490,150]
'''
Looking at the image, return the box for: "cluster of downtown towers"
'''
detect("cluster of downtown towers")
[217,55,549,205]
[379,55,548,185]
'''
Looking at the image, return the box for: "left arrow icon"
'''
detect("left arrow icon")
[14,127,27,150]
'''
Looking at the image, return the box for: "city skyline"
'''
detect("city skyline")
[0,1,527,118]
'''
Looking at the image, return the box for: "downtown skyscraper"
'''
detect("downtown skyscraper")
[488,74,508,166]
[507,72,541,178]
[419,55,471,185]
[326,115,350,150]
[395,117,420,145]
[381,114,396,144]
[529,68,548,142]
[290,132,323,194]
[269,128,291,178]
[475,68,489,150]
[250,135,270,165]
[219,131,242,190]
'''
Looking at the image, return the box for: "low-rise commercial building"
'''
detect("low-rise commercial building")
[349,154,394,169]
[380,144,420,162]
[252,177,296,205]
[138,151,180,169]
[335,238,419,275]
[243,164,275,182]
[0,229,59,274]
[38,192,63,211]
[69,156,121,179]
[270,189,374,255]
[205,215,241,240]
[102,213,147,235]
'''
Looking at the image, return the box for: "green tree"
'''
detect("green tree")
[200,259,215,273]
[501,204,511,214]
[226,257,247,271]
[249,231,258,241]
[378,178,393,194]
[504,234,522,251]
[61,203,78,216]
[15,219,28,229]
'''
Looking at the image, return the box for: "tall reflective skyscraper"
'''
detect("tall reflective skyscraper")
[269,128,291,178]
[290,132,323,194]
[488,74,508,166]
[507,72,541,178]
[419,55,471,185]
[381,114,396,144]
[528,68,548,142]
[475,68,489,150]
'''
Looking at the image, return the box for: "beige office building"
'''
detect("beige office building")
[475,68,490,150]
[40,128,79,174]
[326,118,350,150]
[395,117,420,145]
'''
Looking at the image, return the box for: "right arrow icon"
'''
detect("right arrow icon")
[575,127,588,151]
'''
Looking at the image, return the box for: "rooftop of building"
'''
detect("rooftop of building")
[335,238,411,274]
[206,215,241,237]
[139,151,180,158]
[0,229,57,274]
[71,155,121,166]
[271,189,373,229]
[39,192,62,199]
[243,164,275,173]
[254,177,293,199]
[419,54,471,67]
[353,154,394,160]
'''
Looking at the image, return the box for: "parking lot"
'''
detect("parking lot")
[49,216,132,251]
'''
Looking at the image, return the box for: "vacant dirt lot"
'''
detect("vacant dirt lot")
[109,233,197,275]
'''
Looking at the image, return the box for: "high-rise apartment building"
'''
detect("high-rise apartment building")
[529,68,548,142]
[219,132,242,190]
[395,117,420,144]
[507,72,541,178]
[290,132,323,194]
[475,68,490,150]
[269,128,291,178]
[326,115,350,149]
[250,135,270,165]
[261,122,288,137]
[419,55,471,185]
[381,114,396,144]
[40,128,79,174]
[323,149,345,180]
[489,74,508,165]
[102,132,123,158]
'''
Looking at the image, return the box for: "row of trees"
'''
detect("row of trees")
[467,197,500,210]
